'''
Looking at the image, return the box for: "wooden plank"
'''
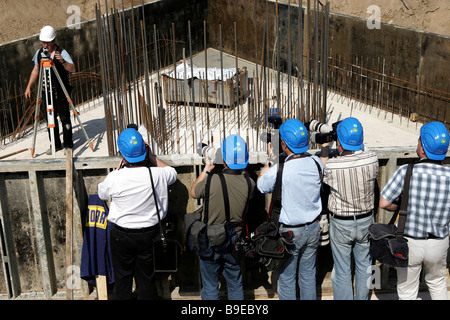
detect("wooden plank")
[65,148,74,300]
[28,170,57,298]
[0,174,21,298]
[95,275,108,300]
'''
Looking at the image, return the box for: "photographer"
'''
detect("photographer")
[258,119,323,300]
[189,134,255,300]
[318,117,379,300]
[25,25,76,155]
[379,122,449,300]
[98,128,177,300]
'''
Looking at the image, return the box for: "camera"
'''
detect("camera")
[260,115,286,163]
[305,119,340,144]
[234,237,257,259]
[268,115,282,130]
[260,115,282,144]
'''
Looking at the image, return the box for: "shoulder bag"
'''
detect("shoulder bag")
[368,162,414,268]
[250,162,294,271]
[148,167,182,273]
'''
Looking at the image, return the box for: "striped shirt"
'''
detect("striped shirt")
[323,148,379,217]
[381,160,450,239]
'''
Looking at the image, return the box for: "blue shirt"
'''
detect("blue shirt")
[257,155,323,225]
[80,194,115,285]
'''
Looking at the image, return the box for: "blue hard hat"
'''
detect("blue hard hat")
[222,134,249,170]
[117,128,147,163]
[337,117,364,151]
[279,118,309,154]
[420,122,449,161]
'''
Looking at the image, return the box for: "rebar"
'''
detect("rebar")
[1,0,449,154]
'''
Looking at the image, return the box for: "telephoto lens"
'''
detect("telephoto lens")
[306,119,333,134]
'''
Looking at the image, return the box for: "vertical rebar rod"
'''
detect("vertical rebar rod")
[203,21,211,146]
[219,24,225,142]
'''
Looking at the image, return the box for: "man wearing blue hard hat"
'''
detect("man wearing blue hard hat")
[380,121,450,300]
[189,134,255,300]
[98,128,177,299]
[319,117,379,300]
[258,118,323,300]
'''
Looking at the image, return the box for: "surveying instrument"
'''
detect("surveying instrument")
[30,48,94,157]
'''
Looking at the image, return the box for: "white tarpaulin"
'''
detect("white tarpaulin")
[165,61,237,81]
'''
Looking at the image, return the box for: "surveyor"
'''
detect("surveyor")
[257,119,323,300]
[379,121,449,300]
[25,25,76,155]
[318,117,379,300]
[189,134,255,300]
[98,128,177,300]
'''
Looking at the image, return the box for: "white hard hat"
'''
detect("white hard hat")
[39,26,56,42]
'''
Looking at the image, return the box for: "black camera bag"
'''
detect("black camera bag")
[249,162,294,271]
[368,163,414,268]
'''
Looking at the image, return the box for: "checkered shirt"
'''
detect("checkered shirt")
[381,161,450,239]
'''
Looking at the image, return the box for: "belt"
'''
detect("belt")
[281,216,319,228]
[331,210,373,220]
[405,234,445,240]
[113,223,158,233]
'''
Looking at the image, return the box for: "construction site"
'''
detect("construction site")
[0,0,449,301]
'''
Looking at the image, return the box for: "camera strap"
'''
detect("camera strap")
[217,172,252,224]
[339,150,355,156]
[202,172,213,225]
[268,162,284,225]
[218,173,231,223]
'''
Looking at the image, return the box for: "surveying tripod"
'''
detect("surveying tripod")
[30,51,94,157]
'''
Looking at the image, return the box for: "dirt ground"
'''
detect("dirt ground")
[0,0,448,45]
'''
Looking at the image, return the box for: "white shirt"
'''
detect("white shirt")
[98,166,177,229]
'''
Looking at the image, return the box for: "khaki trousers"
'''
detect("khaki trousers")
[397,236,449,300]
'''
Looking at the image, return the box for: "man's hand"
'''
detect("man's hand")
[25,87,32,100]
[116,157,125,170]
[25,65,39,100]
[320,142,331,165]
[54,52,76,72]
[204,151,215,172]
[54,51,65,64]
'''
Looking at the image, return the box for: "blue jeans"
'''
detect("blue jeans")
[329,214,373,300]
[198,239,243,300]
[277,221,320,300]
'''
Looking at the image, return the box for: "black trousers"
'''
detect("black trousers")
[41,87,73,149]
[110,225,159,300]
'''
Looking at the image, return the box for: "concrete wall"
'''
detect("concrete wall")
[0,0,208,93]
[327,13,450,124]
[207,0,450,125]
[0,149,448,299]
[2,0,449,132]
